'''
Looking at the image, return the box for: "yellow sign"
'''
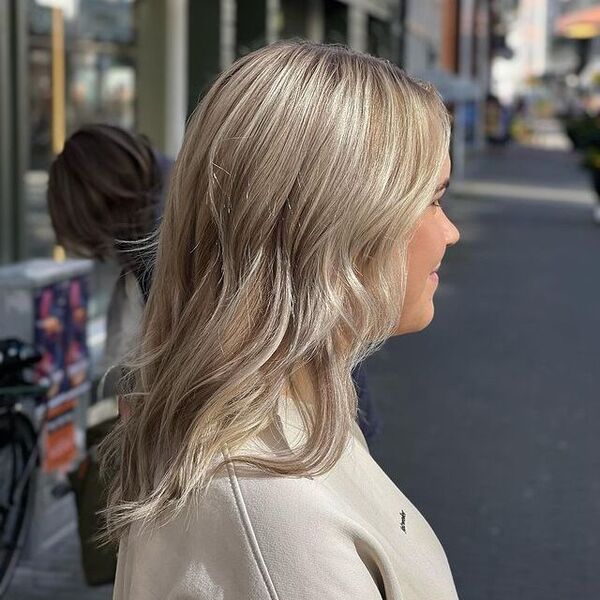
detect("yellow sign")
[563,23,600,39]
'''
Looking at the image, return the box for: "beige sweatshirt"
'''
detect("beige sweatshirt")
[113,398,459,599]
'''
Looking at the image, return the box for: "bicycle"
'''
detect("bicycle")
[0,339,47,597]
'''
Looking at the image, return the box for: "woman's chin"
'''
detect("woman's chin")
[393,303,435,336]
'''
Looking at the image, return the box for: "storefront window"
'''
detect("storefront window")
[25,0,138,321]
[368,16,393,61]
[281,0,309,39]
[237,0,266,57]
[324,0,348,45]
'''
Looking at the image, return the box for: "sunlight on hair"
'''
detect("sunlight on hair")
[99,40,451,544]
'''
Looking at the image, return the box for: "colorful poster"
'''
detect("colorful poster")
[64,276,89,391]
[33,275,90,473]
[34,282,67,399]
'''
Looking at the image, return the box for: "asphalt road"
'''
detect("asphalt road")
[367,145,600,600]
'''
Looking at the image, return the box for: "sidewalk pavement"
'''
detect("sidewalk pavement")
[6,512,113,600]
[453,143,595,206]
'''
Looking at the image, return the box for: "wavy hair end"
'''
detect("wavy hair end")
[99,40,451,543]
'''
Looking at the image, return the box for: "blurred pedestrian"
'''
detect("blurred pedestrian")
[485,94,510,144]
[586,158,600,224]
[47,124,171,368]
[580,115,600,224]
[559,97,600,224]
[102,41,460,599]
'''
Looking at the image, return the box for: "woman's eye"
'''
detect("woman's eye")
[432,197,442,208]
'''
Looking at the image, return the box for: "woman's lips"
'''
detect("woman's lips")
[429,263,441,284]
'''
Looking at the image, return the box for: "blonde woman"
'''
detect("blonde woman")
[103,41,460,599]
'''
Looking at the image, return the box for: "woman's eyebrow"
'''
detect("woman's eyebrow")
[435,179,450,194]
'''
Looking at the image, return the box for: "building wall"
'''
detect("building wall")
[0,0,491,265]
[514,0,550,79]
[557,0,600,15]
[136,0,168,151]
[404,0,443,72]
[441,0,460,73]
[0,0,27,264]
[187,0,220,114]
[198,0,398,75]
[137,0,188,156]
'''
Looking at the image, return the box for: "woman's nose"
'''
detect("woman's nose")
[444,213,460,247]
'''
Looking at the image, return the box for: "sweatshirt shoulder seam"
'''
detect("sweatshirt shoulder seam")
[224,451,280,600]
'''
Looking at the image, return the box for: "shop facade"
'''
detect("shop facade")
[1,0,491,355]
[0,0,398,283]
[1,0,138,263]
[0,0,187,327]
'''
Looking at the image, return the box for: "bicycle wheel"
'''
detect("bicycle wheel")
[0,411,37,597]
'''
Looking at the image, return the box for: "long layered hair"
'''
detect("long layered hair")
[101,40,451,541]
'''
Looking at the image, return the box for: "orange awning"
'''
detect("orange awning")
[556,5,600,39]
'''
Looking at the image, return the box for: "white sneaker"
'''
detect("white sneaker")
[594,205,600,225]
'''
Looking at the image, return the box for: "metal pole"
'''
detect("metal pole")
[14,0,29,260]
[0,0,12,263]
[51,7,66,155]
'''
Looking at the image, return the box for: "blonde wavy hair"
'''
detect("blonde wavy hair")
[101,40,451,541]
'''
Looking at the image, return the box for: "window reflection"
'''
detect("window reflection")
[26,0,138,322]
[368,16,393,61]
